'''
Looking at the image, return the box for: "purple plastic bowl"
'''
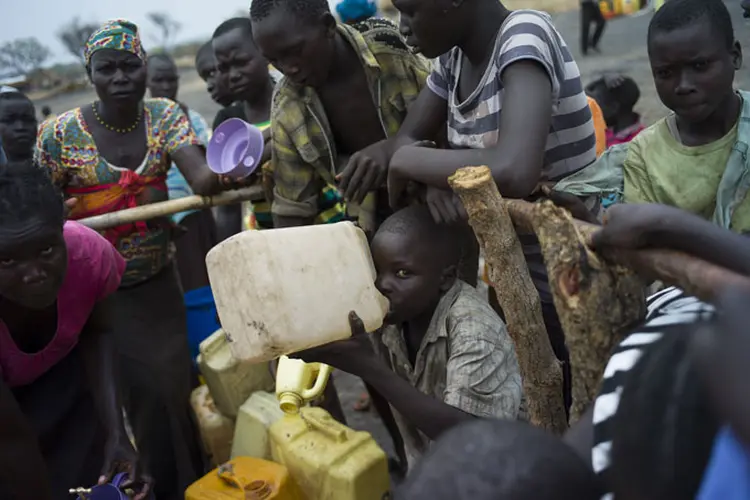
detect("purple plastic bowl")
[207,118,265,179]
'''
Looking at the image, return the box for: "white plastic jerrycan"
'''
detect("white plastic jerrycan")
[231,391,285,460]
[206,222,388,363]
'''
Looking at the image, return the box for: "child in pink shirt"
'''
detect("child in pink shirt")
[0,164,150,500]
[586,74,645,147]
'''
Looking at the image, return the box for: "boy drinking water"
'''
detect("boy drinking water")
[299,205,522,470]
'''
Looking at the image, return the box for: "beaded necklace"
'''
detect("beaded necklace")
[92,101,141,133]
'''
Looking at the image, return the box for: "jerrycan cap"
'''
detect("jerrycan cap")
[278,392,303,414]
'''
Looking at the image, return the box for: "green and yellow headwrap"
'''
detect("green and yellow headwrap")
[84,19,146,66]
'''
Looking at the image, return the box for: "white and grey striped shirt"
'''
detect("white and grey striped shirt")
[591,287,716,499]
[427,9,597,182]
[427,10,597,300]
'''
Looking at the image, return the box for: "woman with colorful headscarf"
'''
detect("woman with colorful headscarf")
[35,19,244,499]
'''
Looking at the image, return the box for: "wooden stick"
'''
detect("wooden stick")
[449,166,569,434]
[504,199,750,302]
[531,201,646,422]
[77,186,264,231]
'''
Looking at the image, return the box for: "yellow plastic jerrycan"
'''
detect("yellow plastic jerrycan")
[185,457,303,500]
[198,329,275,418]
[275,356,332,414]
[231,391,285,460]
[270,407,390,500]
[190,385,234,467]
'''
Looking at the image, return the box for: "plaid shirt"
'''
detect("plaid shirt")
[270,19,430,226]
[371,280,523,470]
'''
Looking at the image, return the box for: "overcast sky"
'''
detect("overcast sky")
[1,0,342,65]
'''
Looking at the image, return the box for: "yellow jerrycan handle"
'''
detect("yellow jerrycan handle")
[299,362,332,401]
[276,355,333,413]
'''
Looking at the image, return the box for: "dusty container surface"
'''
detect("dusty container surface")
[190,385,235,467]
[198,329,275,418]
[270,407,390,500]
[206,222,389,363]
[231,391,285,460]
[185,456,303,500]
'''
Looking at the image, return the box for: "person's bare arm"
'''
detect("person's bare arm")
[389,60,553,202]
[592,204,750,276]
[295,313,474,441]
[0,378,52,500]
[352,360,475,440]
[80,296,152,498]
[172,145,223,196]
[388,87,448,156]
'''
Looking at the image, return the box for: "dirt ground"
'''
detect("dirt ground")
[31,0,750,475]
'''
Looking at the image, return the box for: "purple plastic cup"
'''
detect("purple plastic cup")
[207,118,265,179]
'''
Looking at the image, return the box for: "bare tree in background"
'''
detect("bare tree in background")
[147,12,182,51]
[0,38,51,75]
[58,18,99,67]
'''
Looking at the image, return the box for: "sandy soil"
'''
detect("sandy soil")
[31,0,750,476]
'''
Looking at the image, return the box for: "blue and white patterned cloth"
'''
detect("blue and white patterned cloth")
[167,108,211,223]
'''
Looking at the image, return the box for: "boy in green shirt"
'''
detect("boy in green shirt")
[622,0,749,232]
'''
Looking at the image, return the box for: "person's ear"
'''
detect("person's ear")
[440,263,458,292]
[321,12,337,37]
[732,40,743,70]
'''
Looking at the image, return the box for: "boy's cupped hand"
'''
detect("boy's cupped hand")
[292,312,374,374]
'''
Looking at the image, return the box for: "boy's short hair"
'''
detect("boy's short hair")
[250,0,330,23]
[212,17,254,39]
[648,0,734,50]
[588,76,640,112]
[396,419,603,500]
[611,324,719,499]
[0,89,33,106]
[377,204,462,266]
[195,41,214,65]
[147,52,176,68]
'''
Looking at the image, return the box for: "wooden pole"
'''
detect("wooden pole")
[449,166,569,434]
[77,186,264,231]
[531,201,646,422]
[504,199,750,302]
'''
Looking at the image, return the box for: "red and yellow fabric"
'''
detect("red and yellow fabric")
[36,98,202,287]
